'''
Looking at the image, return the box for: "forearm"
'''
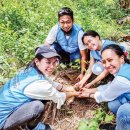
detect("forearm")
[65,91,77,99]
[89,93,95,99]
[78,88,97,98]
[95,77,130,103]
[81,72,92,84]
[85,88,97,94]
[81,58,87,75]
[90,70,109,85]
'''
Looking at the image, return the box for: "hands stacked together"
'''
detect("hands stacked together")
[63,80,96,106]
[65,82,94,102]
[74,80,94,98]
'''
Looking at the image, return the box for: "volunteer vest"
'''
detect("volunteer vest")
[56,24,82,53]
[0,67,45,128]
[90,40,116,62]
[116,63,130,100]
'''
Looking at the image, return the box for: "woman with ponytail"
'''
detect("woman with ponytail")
[78,44,130,130]
[0,45,79,130]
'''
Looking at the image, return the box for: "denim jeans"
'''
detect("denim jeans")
[2,100,44,130]
[52,42,80,63]
[108,97,130,130]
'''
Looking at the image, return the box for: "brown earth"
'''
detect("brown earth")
[43,69,105,130]
[17,68,114,130]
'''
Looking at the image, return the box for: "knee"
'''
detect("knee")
[32,100,44,115]
[108,101,118,114]
[92,63,104,75]
[117,103,129,120]
[116,103,130,129]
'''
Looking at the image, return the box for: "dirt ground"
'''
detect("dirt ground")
[18,68,114,130]
[43,69,101,130]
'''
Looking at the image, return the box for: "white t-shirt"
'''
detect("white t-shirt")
[24,78,66,109]
[45,24,86,50]
[94,76,130,103]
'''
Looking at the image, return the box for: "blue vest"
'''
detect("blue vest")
[116,63,130,101]
[90,40,116,62]
[0,67,45,128]
[91,40,125,62]
[56,24,82,53]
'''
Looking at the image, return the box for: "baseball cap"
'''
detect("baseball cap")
[35,45,61,59]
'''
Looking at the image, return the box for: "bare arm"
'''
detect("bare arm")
[85,69,109,88]
[77,49,87,80]
[57,84,80,98]
[78,88,97,98]
[44,24,58,45]
[75,57,95,88]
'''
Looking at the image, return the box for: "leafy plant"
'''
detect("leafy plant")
[0,0,129,83]
[78,108,114,130]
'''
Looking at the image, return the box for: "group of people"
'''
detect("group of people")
[0,6,130,130]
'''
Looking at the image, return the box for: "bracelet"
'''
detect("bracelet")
[59,84,63,91]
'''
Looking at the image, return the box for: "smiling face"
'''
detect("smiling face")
[83,35,100,50]
[35,57,59,76]
[59,15,73,34]
[102,49,124,74]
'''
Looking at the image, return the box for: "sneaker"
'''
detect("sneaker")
[26,122,51,130]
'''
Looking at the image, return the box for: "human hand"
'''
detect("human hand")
[66,96,75,105]
[74,81,85,91]
[84,83,93,89]
[78,91,90,98]
[65,86,75,92]
[66,91,80,98]
[76,73,84,81]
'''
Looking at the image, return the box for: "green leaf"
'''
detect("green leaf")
[104,114,114,122]
[78,120,88,130]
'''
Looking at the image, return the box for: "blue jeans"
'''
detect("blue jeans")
[2,100,44,130]
[108,97,130,130]
[52,42,80,63]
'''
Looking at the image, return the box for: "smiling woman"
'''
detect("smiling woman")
[75,30,124,89]
[78,44,130,130]
[0,45,79,130]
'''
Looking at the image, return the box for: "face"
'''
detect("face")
[83,36,100,50]
[35,57,59,76]
[59,15,73,33]
[102,49,124,74]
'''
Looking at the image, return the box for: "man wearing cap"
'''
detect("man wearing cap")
[44,7,89,80]
[0,45,79,130]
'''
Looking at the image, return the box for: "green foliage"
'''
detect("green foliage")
[78,108,114,130]
[78,119,99,130]
[69,59,81,70]
[0,0,129,83]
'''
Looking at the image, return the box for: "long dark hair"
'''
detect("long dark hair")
[82,30,100,44]
[25,53,44,74]
[101,44,130,64]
